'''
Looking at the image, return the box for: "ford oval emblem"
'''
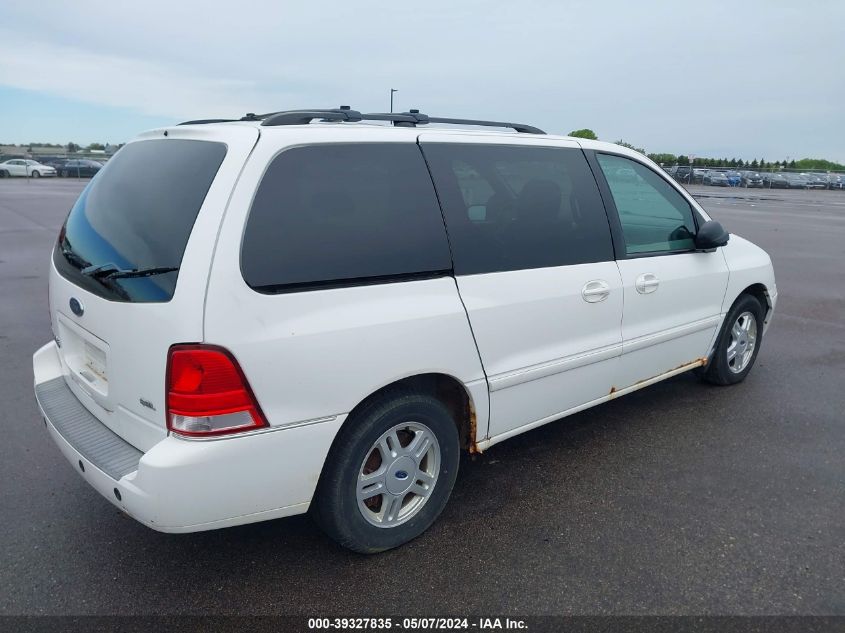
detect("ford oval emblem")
[69,297,84,317]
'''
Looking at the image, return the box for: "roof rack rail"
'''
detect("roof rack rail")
[178,118,238,125]
[177,106,363,127]
[261,106,362,127]
[177,113,268,125]
[362,110,430,127]
[427,116,545,135]
[178,106,545,134]
[363,110,544,134]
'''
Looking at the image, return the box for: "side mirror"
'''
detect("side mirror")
[695,220,730,251]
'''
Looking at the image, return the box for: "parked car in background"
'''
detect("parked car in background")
[784,173,810,189]
[725,171,742,187]
[704,170,730,186]
[801,173,827,189]
[741,171,765,188]
[40,158,69,171]
[58,159,103,178]
[762,172,789,189]
[826,174,844,189]
[0,159,57,178]
[670,165,693,183]
[691,168,707,184]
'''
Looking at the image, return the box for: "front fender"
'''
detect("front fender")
[720,235,777,332]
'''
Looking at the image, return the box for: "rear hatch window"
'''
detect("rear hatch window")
[54,139,227,302]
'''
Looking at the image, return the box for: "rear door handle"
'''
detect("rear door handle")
[582,279,611,303]
[635,273,660,294]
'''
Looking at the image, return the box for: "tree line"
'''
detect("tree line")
[2,142,111,152]
[567,129,845,171]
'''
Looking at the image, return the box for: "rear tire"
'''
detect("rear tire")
[703,294,765,385]
[312,391,460,553]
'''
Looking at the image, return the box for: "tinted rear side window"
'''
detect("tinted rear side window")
[54,139,227,302]
[241,143,452,292]
[422,144,614,275]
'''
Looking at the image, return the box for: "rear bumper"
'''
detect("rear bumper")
[33,341,345,533]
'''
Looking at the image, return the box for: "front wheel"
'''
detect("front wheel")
[703,294,765,385]
[31,170,41,178]
[312,391,460,553]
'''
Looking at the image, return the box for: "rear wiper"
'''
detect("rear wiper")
[104,266,179,280]
[81,262,122,277]
[61,248,90,270]
[81,263,179,280]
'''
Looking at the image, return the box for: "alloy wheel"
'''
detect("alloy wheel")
[727,311,758,373]
[356,421,440,528]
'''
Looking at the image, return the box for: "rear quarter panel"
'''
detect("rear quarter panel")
[203,126,489,443]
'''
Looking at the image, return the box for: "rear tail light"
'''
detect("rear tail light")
[166,344,268,437]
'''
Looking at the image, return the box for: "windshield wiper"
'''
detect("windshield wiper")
[81,263,179,280]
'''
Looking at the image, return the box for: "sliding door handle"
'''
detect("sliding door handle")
[582,280,611,303]
[635,273,660,294]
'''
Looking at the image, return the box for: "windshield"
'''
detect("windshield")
[53,138,227,302]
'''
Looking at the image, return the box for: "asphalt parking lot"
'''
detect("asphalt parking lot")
[1,179,843,616]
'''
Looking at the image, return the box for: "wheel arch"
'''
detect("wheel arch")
[344,373,480,454]
[707,279,774,366]
[724,282,774,334]
[741,282,773,323]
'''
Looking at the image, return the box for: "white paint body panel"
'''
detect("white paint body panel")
[454,264,623,438]
[614,251,729,388]
[720,234,778,330]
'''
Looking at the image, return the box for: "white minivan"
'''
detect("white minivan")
[33,108,776,552]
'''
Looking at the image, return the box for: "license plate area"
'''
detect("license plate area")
[83,341,108,382]
[56,314,109,398]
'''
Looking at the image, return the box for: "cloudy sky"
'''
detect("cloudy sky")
[1,0,843,161]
